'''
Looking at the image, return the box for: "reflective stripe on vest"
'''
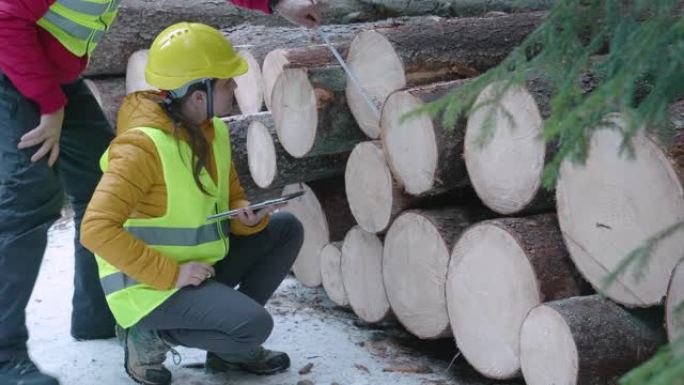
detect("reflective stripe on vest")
[37,0,119,56]
[126,221,230,247]
[101,272,139,296]
[59,0,114,15]
[41,11,93,39]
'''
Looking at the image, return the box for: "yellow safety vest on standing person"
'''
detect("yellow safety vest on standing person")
[95,117,232,328]
[37,0,120,56]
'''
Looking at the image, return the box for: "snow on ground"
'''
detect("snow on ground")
[25,216,522,385]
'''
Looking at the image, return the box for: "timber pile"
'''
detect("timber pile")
[231,19,405,113]
[344,12,544,138]
[86,0,555,76]
[87,6,682,382]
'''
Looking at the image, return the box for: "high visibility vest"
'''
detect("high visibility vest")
[37,0,120,57]
[96,117,232,328]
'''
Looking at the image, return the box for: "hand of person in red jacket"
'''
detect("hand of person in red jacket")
[17,107,64,167]
[274,0,321,28]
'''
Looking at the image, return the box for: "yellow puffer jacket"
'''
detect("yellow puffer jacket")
[81,92,268,290]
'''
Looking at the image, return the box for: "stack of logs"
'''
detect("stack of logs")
[93,4,684,384]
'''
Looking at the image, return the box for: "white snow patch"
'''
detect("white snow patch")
[24,218,492,385]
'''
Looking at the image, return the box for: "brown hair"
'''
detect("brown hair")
[160,82,213,195]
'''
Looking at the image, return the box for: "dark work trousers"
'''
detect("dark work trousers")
[138,212,304,358]
[0,71,116,362]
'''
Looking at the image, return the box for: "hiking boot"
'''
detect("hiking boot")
[0,356,60,385]
[123,326,172,385]
[205,347,290,375]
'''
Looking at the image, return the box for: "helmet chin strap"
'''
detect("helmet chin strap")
[204,79,214,119]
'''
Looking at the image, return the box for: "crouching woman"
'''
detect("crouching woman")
[81,22,303,385]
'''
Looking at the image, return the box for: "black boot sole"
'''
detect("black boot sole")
[206,362,290,376]
[206,354,291,376]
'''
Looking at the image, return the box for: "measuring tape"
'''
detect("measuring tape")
[316,28,381,120]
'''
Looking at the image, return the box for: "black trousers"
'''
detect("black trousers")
[0,72,115,361]
[138,212,303,358]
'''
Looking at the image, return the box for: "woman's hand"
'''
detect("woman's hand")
[275,0,321,28]
[175,262,215,288]
[17,107,64,166]
[236,204,284,227]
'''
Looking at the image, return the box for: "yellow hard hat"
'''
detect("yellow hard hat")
[145,22,248,91]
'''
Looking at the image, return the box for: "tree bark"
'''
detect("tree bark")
[320,242,348,307]
[556,111,684,307]
[86,0,379,76]
[447,213,586,379]
[383,208,476,339]
[341,226,390,323]
[520,295,665,385]
[84,77,126,132]
[381,79,471,196]
[271,45,367,157]
[360,0,555,18]
[346,11,545,138]
[228,113,349,189]
[86,1,555,76]
[308,177,357,243]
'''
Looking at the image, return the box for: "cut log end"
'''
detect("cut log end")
[341,226,389,323]
[383,212,453,339]
[465,82,545,215]
[448,214,584,379]
[271,68,317,158]
[448,223,542,379]
[246,120,277,189]
[346,30,406,139]
[262,49,290,111]
[557,114,684,307]
[667,260,684,355]
[234,49,264,114]
[381,91,438,195]
[320,242,348,307]
[519,305,579,385]
[126,50,156,94]
[282,183,330,287]
[345,142,394,233]
[521,296,665,385]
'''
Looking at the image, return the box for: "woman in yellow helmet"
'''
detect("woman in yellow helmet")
[80,22,303,385]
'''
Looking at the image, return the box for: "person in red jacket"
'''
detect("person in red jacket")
[0,1,320,385]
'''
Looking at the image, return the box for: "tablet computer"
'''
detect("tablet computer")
[207,190,306,221]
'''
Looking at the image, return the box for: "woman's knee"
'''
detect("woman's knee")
[243,306,274,346]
